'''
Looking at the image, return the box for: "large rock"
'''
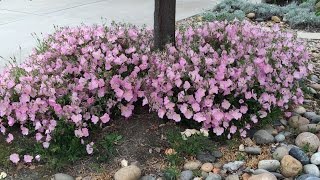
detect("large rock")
[295,132,320,152]
[184,160,202,170]
[289,147,310,165]
[248,172,277,180]
[281,155,303,177]
[304,164,320,177]
[258,160,280,171]
[253,130,274,144]
[273,146,289,161]
[288,116,310,128]
[311,152,320,165]
[114,165,141,180]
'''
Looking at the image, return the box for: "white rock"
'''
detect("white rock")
[311,152,320,165]
[258,160,280,171]
[114,165,141,180]
[293,106,306,115]
[121,159,128,167]
[304,164,320,177]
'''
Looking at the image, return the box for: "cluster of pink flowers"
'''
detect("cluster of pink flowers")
[0,24,152,163]
[147,20,311,138]
[0,20,310,164]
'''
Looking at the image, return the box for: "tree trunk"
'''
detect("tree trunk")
[154,0,176,50]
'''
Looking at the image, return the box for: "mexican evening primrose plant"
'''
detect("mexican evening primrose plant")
[0,23,152,164]
[147,20,311,139]
[0,20,310,165]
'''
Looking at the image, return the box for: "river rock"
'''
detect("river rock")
[253,169,269,175]
[197,151,216,163]
[201,163,214,172]
[295,132,320,152]
[244,147,261,155]
[248,172,277,180]
[299,124,320,133]
[288,116,310,128]
[273,146,289,161]
[180,170,193,180]
[184,160,202,170]
[275,134,285,142]
[281,155,303,177]
[223,161,244,172]
[311,152,320,165]
[310,84,320,91]
[246,13,255,18]
[114,165,141,180]
[54,173,74,180]
[225,174,239,180]
[296,174,320,180]
[253,130,274,144]
[258,160,280,171]
[271,16,281,23]
[294,106,307,115]
[304,164,320,177]
[289,147,310,165]
[141,175,156,180]
[205,173,222,180]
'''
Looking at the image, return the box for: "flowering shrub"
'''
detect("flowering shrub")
[0,20,311,164]
[147,20,311,138]
[0,23,152,164]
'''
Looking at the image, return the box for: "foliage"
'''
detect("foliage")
[203,0,320,29]
[167,128,215,157]
[95,133,123,162]
[163,166,180,180]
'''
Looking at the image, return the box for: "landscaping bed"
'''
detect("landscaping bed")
[0,1,320,180]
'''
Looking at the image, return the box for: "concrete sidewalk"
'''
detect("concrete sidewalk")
[0,0,221,68]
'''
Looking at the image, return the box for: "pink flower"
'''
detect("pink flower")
[71,114,82,123]
[10,153,20,164]
[86,142,94,154]
[221,100,231,110]
[121,105,134,118]
[91,115,99,124]
[100,113,110,123]
[24,155,33,163]
[35,155,41,162]
[36,133,43,142]
[6,133,14,143]
[193,113,206,122]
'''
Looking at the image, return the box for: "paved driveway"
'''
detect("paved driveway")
[0,0,221,68]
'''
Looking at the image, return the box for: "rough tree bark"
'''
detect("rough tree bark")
[154,0,176,50]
